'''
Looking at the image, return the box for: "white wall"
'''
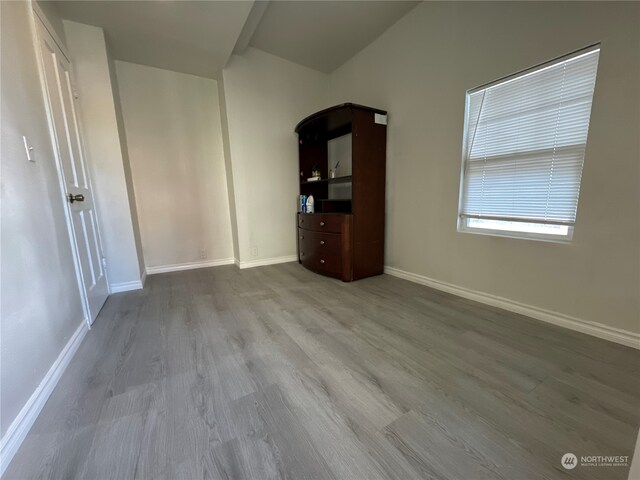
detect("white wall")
[63,20,144,290]
[107,47,146,280]
[0,0,85,438]
[328,1,640,334]
[217,79,241,259]
[221,47,328,265]
[115,61,234,270]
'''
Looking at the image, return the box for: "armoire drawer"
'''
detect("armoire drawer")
[298,213,344,233]
[299,230,343,276]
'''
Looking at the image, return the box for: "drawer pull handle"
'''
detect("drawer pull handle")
[320,221,325,226]
[300,236,304,240]
[320,240,325,245]
[320,259,325,264]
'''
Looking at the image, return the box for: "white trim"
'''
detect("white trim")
[384,266,640,350]
[458,220,574,244]
[0,322,89,475]
[237,255,298,269]
[145,258,235,275]
[109,280,143,293]
[31,2,70,61]
[144,256,296,274]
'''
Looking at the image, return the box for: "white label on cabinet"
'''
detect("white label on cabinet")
[374,113,388,125]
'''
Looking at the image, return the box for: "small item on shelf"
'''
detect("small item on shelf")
[306,195,314,214]
[300,194,307,213]
[329,169,336,179]
[333,160,341,178]
[311,165,321,179]
[306,176,321,182]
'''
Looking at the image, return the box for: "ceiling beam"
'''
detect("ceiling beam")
[232,1,270,56]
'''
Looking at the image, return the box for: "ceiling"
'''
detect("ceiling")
[53,0,420,78]
[54,1,254,78]
[249,1,419,73]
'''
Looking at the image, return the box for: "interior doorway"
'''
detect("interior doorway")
[32,7,109,325]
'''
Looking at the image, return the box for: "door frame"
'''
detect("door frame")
[30,2,110,327]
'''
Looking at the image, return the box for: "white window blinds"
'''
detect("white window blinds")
[460,46,600,226]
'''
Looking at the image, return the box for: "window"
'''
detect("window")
[458,45,600,241]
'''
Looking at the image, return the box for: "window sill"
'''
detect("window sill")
[457,225,573,244]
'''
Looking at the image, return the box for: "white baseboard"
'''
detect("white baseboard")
[144,256,295,275]
[145,258,235,275]
[109,280,143,293]
[237,255,298,269]
[0,321,89,475]
[384,266,640,350]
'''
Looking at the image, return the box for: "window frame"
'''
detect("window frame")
[458,218,574,243]
[456,44,600,243]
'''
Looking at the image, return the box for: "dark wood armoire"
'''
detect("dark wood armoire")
[295,103,387,281]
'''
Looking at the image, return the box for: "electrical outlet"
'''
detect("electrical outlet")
[199,249,207,259]
[251,247,258,257]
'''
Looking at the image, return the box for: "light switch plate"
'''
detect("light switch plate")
[23,136,35,162]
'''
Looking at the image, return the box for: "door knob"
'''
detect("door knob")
[67,193,85,203]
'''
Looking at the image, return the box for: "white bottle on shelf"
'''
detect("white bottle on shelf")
[306,195,314,214]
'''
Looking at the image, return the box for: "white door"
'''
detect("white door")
[34,14,109,324]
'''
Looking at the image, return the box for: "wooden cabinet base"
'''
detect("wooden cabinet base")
[297,213,382,282]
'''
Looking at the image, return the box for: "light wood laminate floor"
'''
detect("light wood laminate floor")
[6,263,640,479]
